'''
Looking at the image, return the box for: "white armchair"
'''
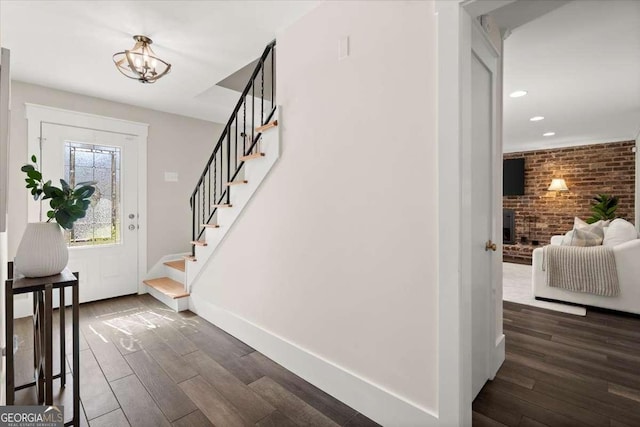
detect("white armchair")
[532,237,640,314]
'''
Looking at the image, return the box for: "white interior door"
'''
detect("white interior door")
[470,22,501,399]
[40,123,139,303]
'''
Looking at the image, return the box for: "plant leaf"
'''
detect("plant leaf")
[55,210,73,230]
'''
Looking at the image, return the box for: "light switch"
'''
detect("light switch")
[164,172,178,182]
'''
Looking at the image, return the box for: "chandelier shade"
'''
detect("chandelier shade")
[113,35,171,84]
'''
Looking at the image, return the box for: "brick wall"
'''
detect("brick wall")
[503,140,636,263]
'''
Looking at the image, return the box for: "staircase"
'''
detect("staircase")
[144,41,279,311]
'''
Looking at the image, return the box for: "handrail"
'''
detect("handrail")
[190,40,275,201]
[189,41,276,248]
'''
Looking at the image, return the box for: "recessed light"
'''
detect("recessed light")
[530,116,544,122]
[543,132,556,137]
[509,90,528,98]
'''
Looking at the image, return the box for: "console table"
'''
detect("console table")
[5,267,80,427]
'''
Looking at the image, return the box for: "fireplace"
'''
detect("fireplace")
[503,209,515,244]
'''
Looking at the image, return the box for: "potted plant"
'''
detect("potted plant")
[14,155,96,277]
[587,194,619,224]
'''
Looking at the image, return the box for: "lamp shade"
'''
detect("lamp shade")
[548,178,569,192]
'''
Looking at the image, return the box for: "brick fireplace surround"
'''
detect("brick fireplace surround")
[503,140,636,264]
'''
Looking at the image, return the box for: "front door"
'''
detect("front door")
[39,123,139,303]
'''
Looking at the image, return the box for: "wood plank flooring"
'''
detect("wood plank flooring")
[474,301,640,426]
[12,294,378,427]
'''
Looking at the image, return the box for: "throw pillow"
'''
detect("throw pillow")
[574,217,610,229]
[574,217,588,228]
[577,221,605,240]
[567,228,604,247]
[603,218,637,247]
[561,230,575,246]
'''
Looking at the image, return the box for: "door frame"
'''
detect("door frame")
[24,103,148,295]
[435,0,508,425]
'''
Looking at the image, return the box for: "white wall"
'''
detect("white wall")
[190,0,438,422]
[7,81,224,268]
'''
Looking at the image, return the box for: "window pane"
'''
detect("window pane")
[74,149,93,167]
[64,142,121,247]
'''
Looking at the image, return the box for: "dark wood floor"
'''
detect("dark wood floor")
[474,301,640,427]
[12,294,379,427]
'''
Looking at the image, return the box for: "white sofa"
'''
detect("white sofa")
[532,237,640,314]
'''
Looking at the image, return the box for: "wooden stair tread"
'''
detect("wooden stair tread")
[226,180,248,186]
[240,152,265,162]
[183,255,197,262]
[164,259,185,272]
[212,204,232,208]
[201,223,219,228]
[191,240,207,246]
[256,120,278,133]
[144,277,189,299]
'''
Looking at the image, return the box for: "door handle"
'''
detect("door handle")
[485,240,497,252]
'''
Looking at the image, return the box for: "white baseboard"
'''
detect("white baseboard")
[189,295,439,427]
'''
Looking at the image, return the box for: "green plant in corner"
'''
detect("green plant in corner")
[586,193,619,224]
[21,155,96,229]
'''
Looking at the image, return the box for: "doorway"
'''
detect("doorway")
[24,104,148,307]
[40,123,139,303]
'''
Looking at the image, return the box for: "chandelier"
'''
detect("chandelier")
[113,35,171,84]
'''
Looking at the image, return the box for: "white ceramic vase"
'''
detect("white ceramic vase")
[14,222,69,278]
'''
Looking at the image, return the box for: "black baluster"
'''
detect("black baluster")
[201,181,205,228]
[226,126,231,204]
[190,195,195,255]
[196,188,200,241]
[261,64,264,125]
[213,153,218,204]
[252,80,255,154]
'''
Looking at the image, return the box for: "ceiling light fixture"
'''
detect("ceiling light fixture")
[543,132,556,137]
[530,116,544,122]
[509,90,528,98]
[113,35,171,84]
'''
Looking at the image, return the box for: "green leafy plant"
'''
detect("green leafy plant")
[586,194,619,224]
[21,155,96,229]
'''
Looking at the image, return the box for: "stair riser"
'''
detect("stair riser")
[145,285,190,312]
[165,265,186,284]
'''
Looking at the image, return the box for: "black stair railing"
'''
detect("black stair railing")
[190,41,276,252]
